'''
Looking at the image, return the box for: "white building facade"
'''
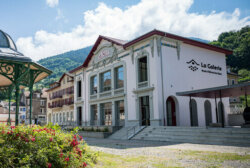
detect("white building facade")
[71,30,232,127]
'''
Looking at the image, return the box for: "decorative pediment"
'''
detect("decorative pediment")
[91,44,118,69]
[136,49,149,58]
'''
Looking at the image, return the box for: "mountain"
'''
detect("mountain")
[35,46,92,89]
[189,37,210,43]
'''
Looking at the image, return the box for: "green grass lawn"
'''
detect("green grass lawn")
[94,150,250,168]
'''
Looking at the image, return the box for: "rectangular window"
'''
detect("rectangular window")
[91,104,98,125]
[77,80,82,97]
[67,112,69,122]
[138,57,148,82]
[101,102,112,126]
[40,100,45,106]
[100,71,111,92]
[115,66,124,89]
[53,114,55,123]
[70,112,73,121]
[90,75,97,95]
[63,113,66,122]
[59,113,62,123]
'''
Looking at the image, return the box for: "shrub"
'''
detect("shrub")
[0,123,98,168]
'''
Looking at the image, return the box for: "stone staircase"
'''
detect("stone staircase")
[108,127,129,140]
[132,126,250,146]
[108,126,146,140]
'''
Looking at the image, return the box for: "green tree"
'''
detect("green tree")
[210,25,250,71]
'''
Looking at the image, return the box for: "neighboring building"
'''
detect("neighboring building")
[46,73,74,125]
[69,29,231,127]
[227,66,239,86]
[226,67,244,126]
[11,102,26,124]
[26,89,47,124]
[0,104,15,125]
[227,66,241,104]
[3,90,27,124]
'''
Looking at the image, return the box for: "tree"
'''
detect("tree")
[210,25,250,71]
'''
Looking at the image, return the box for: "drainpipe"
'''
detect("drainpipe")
[159,37,166,126]
[84,70,87,126]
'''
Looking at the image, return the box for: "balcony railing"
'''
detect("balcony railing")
[49,86,74,100]
[48,97,74,109]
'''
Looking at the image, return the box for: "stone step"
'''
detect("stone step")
[132,126,250,146]
[141,131,250,139]
[108,127,129,140]
[135,136,250,146]
[135,133,250,143]
[135,133,250,142]
[146,127,250,134]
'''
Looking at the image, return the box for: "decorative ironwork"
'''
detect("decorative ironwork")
[0,62,15,82]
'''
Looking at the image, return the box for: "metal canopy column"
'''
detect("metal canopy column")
[8,86,12,125]
[214,94,218,123]
[29,70,34,125]
[219,90,224,128]
[15,85,20,125]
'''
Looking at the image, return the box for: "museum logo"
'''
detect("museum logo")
[186,59,200,71]
[186,59,222,75]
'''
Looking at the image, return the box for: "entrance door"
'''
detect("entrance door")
[140,96,150,126]
[166,97,176,126]
[77,107,82,126]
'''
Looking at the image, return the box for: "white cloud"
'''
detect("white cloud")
[17,0,250,61]
[46,0,59,8]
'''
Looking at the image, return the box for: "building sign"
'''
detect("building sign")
[94,47,115,63]
[91,45,117,69]
[186,59,222,75]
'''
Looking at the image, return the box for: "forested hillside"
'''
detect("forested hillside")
[209,26,250,82]
[35,46,91,89]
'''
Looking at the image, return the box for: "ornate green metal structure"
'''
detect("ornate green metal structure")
[0,30,52,126]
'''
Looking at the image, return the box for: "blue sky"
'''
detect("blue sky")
[0,0,249,60]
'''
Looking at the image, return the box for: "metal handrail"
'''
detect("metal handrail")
[127,119,147,139]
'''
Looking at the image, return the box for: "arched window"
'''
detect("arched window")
[204,100,212,126]
[190,99,198,126]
